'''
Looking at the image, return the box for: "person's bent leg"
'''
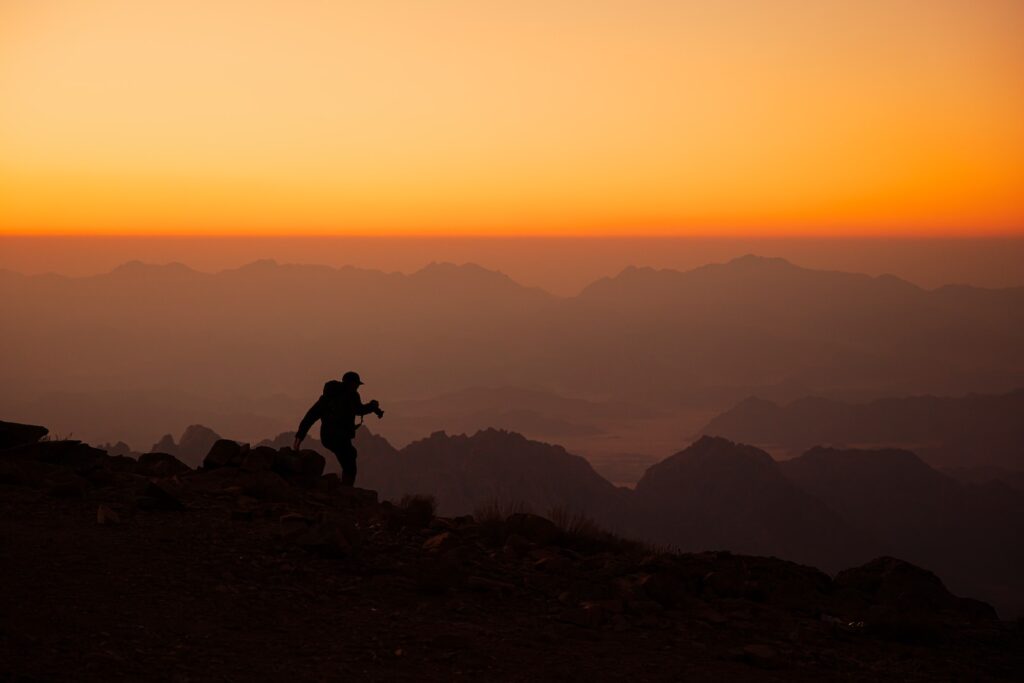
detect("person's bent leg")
[338,441,358,487]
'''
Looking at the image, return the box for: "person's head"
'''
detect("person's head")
[341,370,363,388]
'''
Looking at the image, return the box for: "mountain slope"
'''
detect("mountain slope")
[702,389,1024,470]
[632,436,873,570]
[781,446,1024,615]
[359,428,630,521]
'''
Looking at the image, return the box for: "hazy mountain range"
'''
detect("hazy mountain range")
[3,255,1023,454]
[703,389,1024,472]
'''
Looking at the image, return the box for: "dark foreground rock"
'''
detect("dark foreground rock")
[0,419,49,449]
[1,424,1022,682]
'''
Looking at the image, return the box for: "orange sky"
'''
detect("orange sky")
[1,0,1022,236]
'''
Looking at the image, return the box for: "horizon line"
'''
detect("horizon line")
[4,231,1024,241]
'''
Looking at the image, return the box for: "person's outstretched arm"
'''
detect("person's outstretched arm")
[354,391,379,416]
[293,398,324,449]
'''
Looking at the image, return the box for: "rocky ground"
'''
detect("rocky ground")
[1,423,1022,682]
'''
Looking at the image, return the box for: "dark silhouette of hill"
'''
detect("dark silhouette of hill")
[3,255,1024,449]
[124,421,1024,616]
[3,419,1020,681]
[261,426,627,521]
[780,446,1024,617]
[943,465,1024,492]
[358,428,631,521]
[631,436,872,570]
[702,389,1024,471]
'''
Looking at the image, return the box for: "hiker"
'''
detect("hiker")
[293,371,383,486]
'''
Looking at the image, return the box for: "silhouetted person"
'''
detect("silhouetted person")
[294,371,383,486]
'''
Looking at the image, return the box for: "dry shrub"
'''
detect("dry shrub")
[472,499,531,545]
[398,494,437,528]
[472,499,531,524]
[547,505,603,539]
[546,504,650,554]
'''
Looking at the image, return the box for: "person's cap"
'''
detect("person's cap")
[342,371,363,385]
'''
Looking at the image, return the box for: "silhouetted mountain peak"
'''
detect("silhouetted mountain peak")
[578,266,678,298]
[413,262,515,287]
[800,445,928,468]
[179,424,221,447]
[407,427,550,454]
[660,434,774,469]
[110,260,196,276]
[581,254,928,304]
[149,424,223,466]
[724,254,796,270]
[635,436,780,495]
[785,446,947,488]
[415,261,497,278]
[235,258,279,270]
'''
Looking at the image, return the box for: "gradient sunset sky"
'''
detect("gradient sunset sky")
[2,0,1022,236]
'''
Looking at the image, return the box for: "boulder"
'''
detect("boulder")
[835,557,997,621]
[34,441,107,470]
[105,455,141,473]
[240,446,277,471]
[272,449,326,479]
[203,439,245,470]
[0,421,48,450]
[503,533,533,558]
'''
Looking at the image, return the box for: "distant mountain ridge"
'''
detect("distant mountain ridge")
[780,445,1024,618]
[702,389,1024,470]
[632,436,871,570]
[4,253,1024,480]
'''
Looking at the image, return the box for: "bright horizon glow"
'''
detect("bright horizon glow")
[2,1,1023,237]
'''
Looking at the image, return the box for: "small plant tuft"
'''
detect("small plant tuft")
[546,504,652,554]
[472,499,531,546]
[398,494,437,528]
[547,505,603,539]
